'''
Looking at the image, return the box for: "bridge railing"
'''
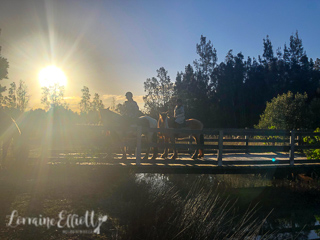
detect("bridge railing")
[134,127,320,166]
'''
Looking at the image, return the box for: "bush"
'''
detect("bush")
[303,128,320,159]
[256,91,308,130]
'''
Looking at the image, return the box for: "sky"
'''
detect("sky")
[0,0,320,110]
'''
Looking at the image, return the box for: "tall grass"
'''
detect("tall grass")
[0,167,270,239]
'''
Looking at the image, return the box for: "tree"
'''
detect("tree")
[41,84,68,110]
[262,35,274,63]
[0,30,9,106]
[256,91,308,130]
[79,86,91,113]
[91,93,104,111]
[143,67,173,116]
[4,82,16,108]
[193,35,217,79]
[16,80,29,111]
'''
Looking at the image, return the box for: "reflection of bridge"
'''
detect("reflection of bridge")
[35,127,320,176]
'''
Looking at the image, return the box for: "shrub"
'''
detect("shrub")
[303,128,320,159]
[256,91,308,130]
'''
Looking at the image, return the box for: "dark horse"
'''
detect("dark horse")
[158,112,204,160]
[99,108,158,160]
[0,108,22,169]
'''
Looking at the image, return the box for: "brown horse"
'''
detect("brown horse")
[99,108,158,160]
[0,108,22,169]
[158,112,204,160]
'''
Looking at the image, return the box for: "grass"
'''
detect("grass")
[0,165,272,240]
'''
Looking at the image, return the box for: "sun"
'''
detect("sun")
[38,65,67,88]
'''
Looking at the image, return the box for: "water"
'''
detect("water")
[137,173,320,239]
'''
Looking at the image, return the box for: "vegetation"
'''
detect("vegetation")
[304,128,320,160]
[1,29,320,239]
[143,32,320,128]
[0,170,269,240]
[256,91,311,130]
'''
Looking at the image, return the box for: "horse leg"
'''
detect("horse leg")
[121,146,127,160]
[191,135,199,159]
[198,134,204,158]
[160,137,168,159]
[150,132,158,160]
[142,138,149,160]
[170,136,177,160]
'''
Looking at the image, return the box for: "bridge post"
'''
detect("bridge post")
[245,128,249,153]
[217,130,223,166]
[136,126,142,165]
[289,130,295,166]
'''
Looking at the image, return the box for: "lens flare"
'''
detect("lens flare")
[39,65,67,88]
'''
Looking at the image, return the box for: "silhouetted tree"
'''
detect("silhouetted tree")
[41,84,68,110]
[79,86,91,113]
[4,82,16,108]
[143,67,173,117]
[0,31,9,106]
[91,93,104,111]
[16,80,29,111]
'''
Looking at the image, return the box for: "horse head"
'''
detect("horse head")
[158,112,168,128]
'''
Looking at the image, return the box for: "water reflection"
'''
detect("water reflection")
[137,173,320,239]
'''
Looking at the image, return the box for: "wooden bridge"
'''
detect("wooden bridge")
[29,126,320,176]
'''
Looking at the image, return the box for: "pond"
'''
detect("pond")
[137,173,320,240]
[1,167,320,239]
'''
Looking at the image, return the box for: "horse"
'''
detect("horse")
[99,108,158,160]
[0,108,22,169]
[157,112,204,160]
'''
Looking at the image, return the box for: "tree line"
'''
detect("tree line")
[1,31,320,130]
[143,32,320,129]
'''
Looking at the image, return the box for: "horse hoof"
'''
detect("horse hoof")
[191,155,197,159]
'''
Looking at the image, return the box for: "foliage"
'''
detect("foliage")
[79,86,105,123]
[41,84,68,110]
[143,67,173,117]
[0,33,9,105]
[303,128,320,160]
[308,98,320,129]
[91,93,104,111]
[3,80,29,111]
[144,32,320,128]
[256,91,308,130]
[79,85,91,113]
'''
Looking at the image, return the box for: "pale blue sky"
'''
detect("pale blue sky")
[0,0,319,109]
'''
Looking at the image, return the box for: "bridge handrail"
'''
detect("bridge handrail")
[133,127,320,166]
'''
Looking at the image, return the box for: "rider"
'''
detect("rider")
[174,98,186,128]
[123,92,140,125]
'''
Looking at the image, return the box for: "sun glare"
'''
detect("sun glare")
[38,65,67,88]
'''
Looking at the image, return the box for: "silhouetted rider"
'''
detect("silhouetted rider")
[123,92,140,119]
[174,98,186,128]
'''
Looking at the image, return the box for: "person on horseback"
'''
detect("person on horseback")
[174,98,186,128]
[124,92,140,118]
